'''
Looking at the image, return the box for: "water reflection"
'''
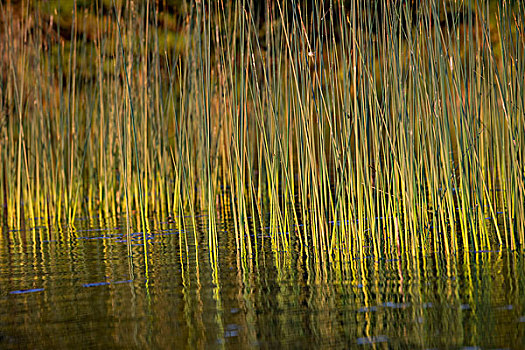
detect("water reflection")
[0,213,524,349]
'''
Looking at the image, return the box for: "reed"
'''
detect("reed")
[0,0,523,262]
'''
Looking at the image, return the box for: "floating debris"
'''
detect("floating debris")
[9,288,44,295]
[82,282,110,288]
[357,335,388,345]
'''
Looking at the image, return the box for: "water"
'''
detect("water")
[1,214,524,349]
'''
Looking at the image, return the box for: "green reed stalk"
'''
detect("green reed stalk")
[113,0,148,263]
[1,0,523,264]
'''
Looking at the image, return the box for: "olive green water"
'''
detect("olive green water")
[1,213,524,349]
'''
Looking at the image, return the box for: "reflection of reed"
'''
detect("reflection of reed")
[2,208,524,348]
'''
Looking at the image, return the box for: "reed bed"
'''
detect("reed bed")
[0,0,524,262]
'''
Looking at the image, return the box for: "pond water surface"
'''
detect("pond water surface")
[1,213,524,349]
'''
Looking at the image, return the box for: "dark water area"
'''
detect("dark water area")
[1,213,524,349]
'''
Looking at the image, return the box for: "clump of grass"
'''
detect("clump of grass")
[0,0,523,262]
